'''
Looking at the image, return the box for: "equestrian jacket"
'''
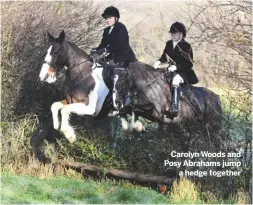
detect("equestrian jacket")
[159,39,198,84]
[97,22,137,63]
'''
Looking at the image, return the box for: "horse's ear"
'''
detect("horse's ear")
[58,30,65,43]
[47,31,54,42]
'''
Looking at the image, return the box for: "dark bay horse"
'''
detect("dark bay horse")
[39,31,144,143]
[112,62,222,133]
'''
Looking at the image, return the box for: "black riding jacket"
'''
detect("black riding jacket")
[159,39,198,84]
[97,22,137,63]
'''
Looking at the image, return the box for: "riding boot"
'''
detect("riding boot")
[170,86,179,116]
[165,86,179,117]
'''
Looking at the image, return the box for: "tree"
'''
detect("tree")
[183,1,252,92]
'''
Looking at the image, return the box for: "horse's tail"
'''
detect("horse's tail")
[216,94,222,115]
[203,89,222,129]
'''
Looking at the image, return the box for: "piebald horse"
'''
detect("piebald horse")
[39,31,144,143]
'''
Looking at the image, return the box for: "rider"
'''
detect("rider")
[91,6,137,68]
[153,22,198,117]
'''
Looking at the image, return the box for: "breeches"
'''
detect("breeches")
[172,74,184,87]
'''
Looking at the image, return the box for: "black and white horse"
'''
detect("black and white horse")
[112,63,223,134]
[39,31,144,143]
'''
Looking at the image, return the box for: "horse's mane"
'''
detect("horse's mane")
[64,41,92,61]
[129,61,171,81]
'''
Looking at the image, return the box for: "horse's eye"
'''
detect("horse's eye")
[52,45,61,54]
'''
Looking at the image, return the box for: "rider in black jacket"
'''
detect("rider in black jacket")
[154,22,198,117]
[92,6,137,67]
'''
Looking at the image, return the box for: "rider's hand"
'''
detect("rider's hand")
[168,65,177,72]
[90,48,97,55]
[154,61,161,69]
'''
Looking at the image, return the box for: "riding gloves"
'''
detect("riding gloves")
[168,65,177,72]
[154,61,161,69]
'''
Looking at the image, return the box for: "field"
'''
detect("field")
[1,172,168,204]
[2,172,250,204]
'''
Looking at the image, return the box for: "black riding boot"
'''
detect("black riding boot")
[165,86,179,117]
[170,86,179,116]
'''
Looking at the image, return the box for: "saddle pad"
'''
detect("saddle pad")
[181,84,207,115]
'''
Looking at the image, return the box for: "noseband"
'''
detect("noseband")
[44,60,56,70]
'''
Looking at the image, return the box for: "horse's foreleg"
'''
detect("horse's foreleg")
[130,112,145,132]
[60,105,76,143]
[118,105,132,132]
[51,101,66,130]
[121,117,130,131]
[60,102,97,143]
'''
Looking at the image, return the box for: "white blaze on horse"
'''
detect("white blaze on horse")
[39,31,144,143]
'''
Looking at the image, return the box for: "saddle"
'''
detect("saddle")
[180,84,206,116]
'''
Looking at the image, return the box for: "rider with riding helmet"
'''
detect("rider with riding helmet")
[91,6,137,68]
[154,22,198,117]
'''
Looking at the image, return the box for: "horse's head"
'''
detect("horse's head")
[39,30,67,83]
[112,67,132,109]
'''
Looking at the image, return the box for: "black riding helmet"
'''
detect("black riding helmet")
[102,6,120,18]
[169,22,186,37]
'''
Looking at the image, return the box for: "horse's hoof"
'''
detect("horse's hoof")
[61,127,76,143]
[132,121,145,133]
[121,121,129,131]
[67,136,76,143]
[66,133,76,143]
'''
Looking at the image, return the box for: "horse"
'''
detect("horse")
[39,30,144,143]
[111,62,223,137]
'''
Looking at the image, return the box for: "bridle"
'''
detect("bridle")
[43,60,52,67]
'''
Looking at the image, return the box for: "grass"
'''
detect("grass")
[167,177,250,204]
[1,172,168,204]
[2,172,251,204]
[168,177,202,204]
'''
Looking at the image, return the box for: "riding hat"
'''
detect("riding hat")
[169,22,186,37]
[102,6,120,18]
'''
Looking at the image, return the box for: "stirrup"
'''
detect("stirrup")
[164,108,178,118]
[169,104,178,116]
